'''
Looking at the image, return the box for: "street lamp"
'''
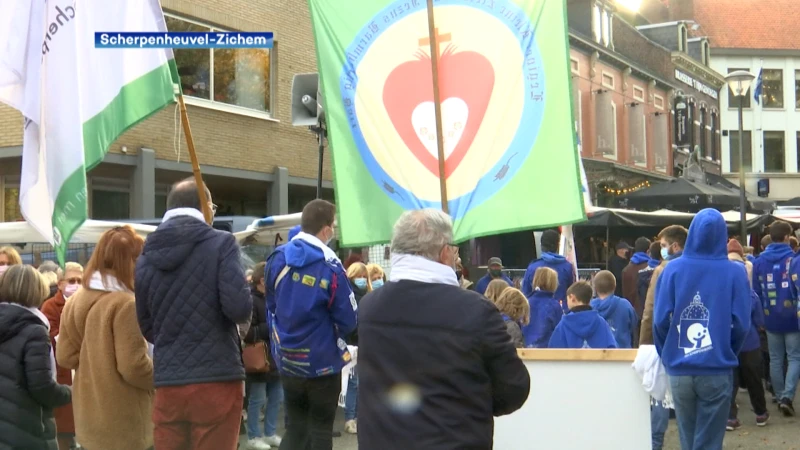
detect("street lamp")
[725,70,755,246]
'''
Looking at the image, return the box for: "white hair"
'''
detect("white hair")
[391,209,453,261]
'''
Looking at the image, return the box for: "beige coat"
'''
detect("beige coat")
[57,286,154,450]
[639,261,666,346]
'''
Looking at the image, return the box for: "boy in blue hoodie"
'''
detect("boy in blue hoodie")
[548,281,616,349]
[522,229,576,313]
[591,270,637,349]
[265,199,358,449]
[759,220,800,416]
[654,208,751,450]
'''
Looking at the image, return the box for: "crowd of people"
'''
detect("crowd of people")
[0,180,797,450]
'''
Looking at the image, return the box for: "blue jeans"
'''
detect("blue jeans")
[767,331,800,401]
[669,374,732,450]
[344,368,358,421]
[246,378,284,439]
[650,402,669,450]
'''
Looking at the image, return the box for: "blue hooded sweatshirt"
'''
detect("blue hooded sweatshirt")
[522,290,563,348]
[548,306,617,349]
[757,243,799,333]
[630,252,651,266]
[590,294,637,348]
[522,252,576,312]
[474,273,513,295]
[265,237,358,378]
[653,208,751,376]
[746,254,756,264]
[287,225,301,241]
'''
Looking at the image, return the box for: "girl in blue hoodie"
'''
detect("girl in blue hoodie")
[590,270,637,349]
[522,267,564,348]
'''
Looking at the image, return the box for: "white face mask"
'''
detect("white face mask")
[63,283,80,298]
[0,265,8,277]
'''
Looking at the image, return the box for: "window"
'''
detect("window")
[795,70,800,109]
[609,102,618,158]
[763,131,785,172]
[699,108,707,157]
[91,190,130,219]
[633,86,644,102]
[727,68,751,109]
[654,94,664,110]
[155,193,167,218]
[709,112,718,161]
[728,131,752,172]
[592,5,602,44]
[761,69,783,109]
[2,178,21,222]
[602,72,614,89]
[165,14,272,114]
[570,58,579,74]
[678,25,688,52]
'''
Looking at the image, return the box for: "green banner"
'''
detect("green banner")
[309,0,585,245]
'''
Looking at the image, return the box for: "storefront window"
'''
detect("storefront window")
[91,190,130,220]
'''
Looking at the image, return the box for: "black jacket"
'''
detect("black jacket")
[244,288,278,382]
[357,280,530,450]
[135,215,252,387]
[0,304,71,450]
[608,255,628,296]
[344,284,367,346]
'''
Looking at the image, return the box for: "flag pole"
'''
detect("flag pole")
[424,0,449,214]
[177,94,213,224]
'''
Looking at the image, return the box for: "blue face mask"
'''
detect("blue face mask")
[372,279,384,289]
[354,278,368,289]
[660,247,670,261]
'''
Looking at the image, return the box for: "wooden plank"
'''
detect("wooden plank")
[517,348,637,362]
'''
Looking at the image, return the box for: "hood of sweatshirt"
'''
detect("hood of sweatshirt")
[683,209,728,260]
[630,252,650,265]
[561,309,607,340]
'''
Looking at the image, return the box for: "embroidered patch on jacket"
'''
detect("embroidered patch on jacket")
[292,273,300,282]
[302,274,316,287]
[320,279,329,289]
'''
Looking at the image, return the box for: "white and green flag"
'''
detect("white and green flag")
[0,0,178,264]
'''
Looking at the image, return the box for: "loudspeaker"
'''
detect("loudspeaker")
[291,73,324,126]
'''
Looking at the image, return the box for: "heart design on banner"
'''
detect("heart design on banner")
[383,46,495,178]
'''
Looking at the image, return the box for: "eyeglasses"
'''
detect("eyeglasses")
[66,277,82,285]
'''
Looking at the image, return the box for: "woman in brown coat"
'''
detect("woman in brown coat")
[57,226,154,450]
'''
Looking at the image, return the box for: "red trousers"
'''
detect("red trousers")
[153,381,244,450]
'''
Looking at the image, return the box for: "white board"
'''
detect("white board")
[494,356,651,450]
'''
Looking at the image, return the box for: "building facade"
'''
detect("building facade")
[680,0,800,200]
[0,0,331,223]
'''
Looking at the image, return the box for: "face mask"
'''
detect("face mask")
[660,247,670,261]
[325,227,334,245]
[489,269,502,277]
[372,279,384,289]
[354,278,368,289]
[63,283,80,298]
[0,265,7,276]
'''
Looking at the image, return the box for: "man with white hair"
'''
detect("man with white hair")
[357,209,530,450]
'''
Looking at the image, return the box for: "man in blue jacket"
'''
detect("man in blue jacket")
[136,178,252,450]
[522,229,575,312]
[758,220,800,416]
[265,199,357,450]
[474,257,512,295]
[654,209,751,450]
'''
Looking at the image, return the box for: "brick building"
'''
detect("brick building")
[0,0,331,223]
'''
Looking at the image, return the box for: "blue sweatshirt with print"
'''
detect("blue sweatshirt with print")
[522,290,563,348]
[548,307,617,349]
[757,243,800,333]
[265,239,358,378]
[522,252,576,312]
[653,208,751,376]
[590,294,637,349]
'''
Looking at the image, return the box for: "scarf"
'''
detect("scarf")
[163,207,206,223]
[389,254,459,287]
[292,231,342,264]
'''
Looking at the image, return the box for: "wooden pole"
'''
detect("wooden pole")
[425,0,449,214]
[177,94,213,224]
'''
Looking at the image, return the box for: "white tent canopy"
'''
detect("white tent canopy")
[0,220,157,244]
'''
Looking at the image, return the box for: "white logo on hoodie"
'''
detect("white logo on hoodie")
[677,292,713,355]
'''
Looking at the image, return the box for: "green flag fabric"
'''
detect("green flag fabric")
[308,0,585,246]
